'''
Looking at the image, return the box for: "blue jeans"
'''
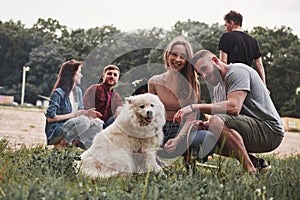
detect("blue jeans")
[103,116,115,129]
[157,122,217,161]
[188,130,217,162]
[63,116,103,149]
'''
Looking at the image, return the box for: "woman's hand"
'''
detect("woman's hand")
[75,108,102,118]
[173,105,194,123]
[164,136,182,153]
[86,108,102,118]
[192,120,209,130]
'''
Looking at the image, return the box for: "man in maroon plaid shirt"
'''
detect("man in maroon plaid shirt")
[83,65,122,128]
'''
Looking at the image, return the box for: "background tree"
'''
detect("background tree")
[251,26,300,117]
[26,43,65,100]
[0,20,37,102]
[32,18,69,44]
[83,28,165,97]
[0,18,299,118]
[60,25,121,61]
[172,20,224,54]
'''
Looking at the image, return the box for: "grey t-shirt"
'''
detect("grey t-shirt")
[213,63,284,136]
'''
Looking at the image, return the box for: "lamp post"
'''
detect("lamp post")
[21,66,30,105]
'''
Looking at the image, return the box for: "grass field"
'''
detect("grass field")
[0,139,299,200]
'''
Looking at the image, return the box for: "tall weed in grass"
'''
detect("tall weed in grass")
[0,139,299,199]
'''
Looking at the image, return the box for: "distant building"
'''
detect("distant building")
[0,95,14,105]
[282,117,300,132]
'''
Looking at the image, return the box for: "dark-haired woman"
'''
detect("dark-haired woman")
[45,60,103,149]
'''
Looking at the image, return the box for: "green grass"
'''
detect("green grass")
[0,139,299,200]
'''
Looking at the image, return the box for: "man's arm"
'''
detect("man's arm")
[83,85,97,109]
[219,50,228,64]
[198,90,247,115]
[255,57,266,85]
[113,93,123,117]
[173,90,248,123]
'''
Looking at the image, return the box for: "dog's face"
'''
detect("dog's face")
[126,93,165,128]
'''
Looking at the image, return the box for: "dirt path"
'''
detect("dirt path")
[0,106,299,158]
[0,106,47,149]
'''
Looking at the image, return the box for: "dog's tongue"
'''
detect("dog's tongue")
[145,111,154,122]
[145,117,153,122]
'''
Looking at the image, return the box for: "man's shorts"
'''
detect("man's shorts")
[216,114,283,153]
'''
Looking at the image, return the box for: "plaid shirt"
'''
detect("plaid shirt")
[83,83,122,122]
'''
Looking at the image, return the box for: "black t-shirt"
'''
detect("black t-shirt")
[219,31,261,66]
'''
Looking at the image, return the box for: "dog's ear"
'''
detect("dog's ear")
[125,96,134,104]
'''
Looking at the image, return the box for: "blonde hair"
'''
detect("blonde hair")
[164,36,200,105]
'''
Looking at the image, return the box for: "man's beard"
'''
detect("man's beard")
[105,79,116,87]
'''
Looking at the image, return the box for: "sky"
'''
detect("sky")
[1,0,300,37]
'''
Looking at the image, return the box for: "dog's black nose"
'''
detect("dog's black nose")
[147,110,153,119]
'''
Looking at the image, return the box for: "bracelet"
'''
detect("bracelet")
[190,104,194,112]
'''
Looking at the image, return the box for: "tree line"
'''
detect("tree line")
[0,18,299,117]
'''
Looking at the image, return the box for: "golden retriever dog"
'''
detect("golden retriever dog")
[77,93,166,178]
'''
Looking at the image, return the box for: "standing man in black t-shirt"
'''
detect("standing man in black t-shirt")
[219,10,267,87]
[218,11,271,173]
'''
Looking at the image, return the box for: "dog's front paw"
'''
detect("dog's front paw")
[148,161,163,173]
